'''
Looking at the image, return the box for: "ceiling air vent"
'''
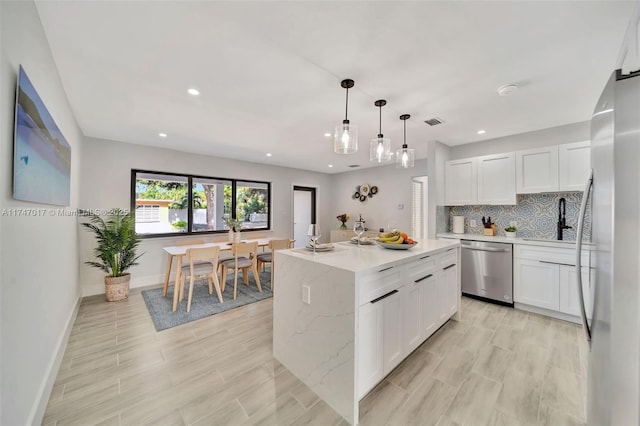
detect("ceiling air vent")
[424,117,444,126]
[347,164,360,168]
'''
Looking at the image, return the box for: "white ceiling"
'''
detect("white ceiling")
[35,1,634,174]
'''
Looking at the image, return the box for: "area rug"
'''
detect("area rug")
[142,270,272,331]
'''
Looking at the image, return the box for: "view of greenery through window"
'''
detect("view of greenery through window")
[132,171,270,236]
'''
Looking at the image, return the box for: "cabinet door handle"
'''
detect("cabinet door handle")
[378,266,393,273]
[370,289,398,304]
[539,260,576,267]
[415,274,433,283]
[443,264,456,270]
[420,255,431,260]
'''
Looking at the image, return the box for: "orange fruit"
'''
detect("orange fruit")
[400,232,408,240]
[406,238,414,244]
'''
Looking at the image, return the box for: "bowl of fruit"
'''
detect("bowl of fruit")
[376,232,417,250]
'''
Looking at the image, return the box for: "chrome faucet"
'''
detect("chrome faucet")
[557,197,572,240]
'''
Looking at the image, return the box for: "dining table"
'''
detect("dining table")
[162,238,279,312]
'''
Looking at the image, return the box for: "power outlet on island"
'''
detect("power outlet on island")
[302,285,311,305]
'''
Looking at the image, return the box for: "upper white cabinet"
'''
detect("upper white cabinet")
[477,152,516,205]
[516,146,559,193]
[445,158,477,205]
[515,141,591,194]
[445,153,516,206]
[559,141,591,191]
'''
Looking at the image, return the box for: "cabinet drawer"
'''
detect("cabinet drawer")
[358,266,403,306]
[406,254,438,282]
[515,244,589,266]
[438,248,458,269]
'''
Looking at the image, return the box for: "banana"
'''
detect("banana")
[380,235,400,242]
[386,235,404,244]
[379,232,397,239]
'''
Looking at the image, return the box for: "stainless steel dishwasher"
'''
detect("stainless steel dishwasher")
[461,240,513,306]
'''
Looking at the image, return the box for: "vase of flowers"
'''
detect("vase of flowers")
[336,213,349,230]
[222,216,243,242]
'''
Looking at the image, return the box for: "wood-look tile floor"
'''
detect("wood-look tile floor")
[44,290,587,426]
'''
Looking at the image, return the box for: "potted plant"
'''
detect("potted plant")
[81,208,143,301]
[504,226,517,238]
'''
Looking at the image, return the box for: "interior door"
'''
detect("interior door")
[293,186,315,248]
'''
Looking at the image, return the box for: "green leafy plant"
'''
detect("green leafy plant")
[172,220,187,230]
[81,209,143,277]
[504,226,517,232]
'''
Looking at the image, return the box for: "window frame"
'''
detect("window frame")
[131,169,271,239]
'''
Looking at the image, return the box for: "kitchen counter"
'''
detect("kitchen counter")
[272,239,460,425]
[437,232,594,249]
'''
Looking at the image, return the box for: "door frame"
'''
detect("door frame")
[292,185,317,241]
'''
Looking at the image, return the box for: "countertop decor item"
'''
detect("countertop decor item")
[81,208,143,301]
[396,114,415,168]
[370,100,392,163]
[377,240,418,250]
[504,226,517,237]
[335,79,358,154]
[336,213,350,230]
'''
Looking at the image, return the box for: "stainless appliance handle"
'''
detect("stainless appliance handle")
[461,245,510,253]
[576,169,593,342]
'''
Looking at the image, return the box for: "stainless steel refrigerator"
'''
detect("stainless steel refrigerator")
[575,68,640,425]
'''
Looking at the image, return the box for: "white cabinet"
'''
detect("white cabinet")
[420,274,438,339]
[357,301,383,399]
[403,280,423,354]
[442,263,459,318]
[559,264,591,318]
[559,141,591,191]
[516,142,591,194]
[382,291,403,374]
[477,152,516,205]
[514,244,592,323]
[516,146,559,193]
[514,258,560,310]
[445,158,477,205]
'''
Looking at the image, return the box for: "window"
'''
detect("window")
[131,170,271,237]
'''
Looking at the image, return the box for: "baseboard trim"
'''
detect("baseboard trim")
[29,293,81,425]
[82,273,164,297]
[514,302,581,324]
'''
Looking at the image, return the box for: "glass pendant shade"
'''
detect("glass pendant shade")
[370,136,391,162]
[334,120,358,154]
[396,145,415,168]
[396,113,414,168]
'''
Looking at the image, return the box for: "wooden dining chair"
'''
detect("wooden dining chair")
[162,239,207,297]
[179,246,223,312]
[220,241,262,300]
[256,239,291,291]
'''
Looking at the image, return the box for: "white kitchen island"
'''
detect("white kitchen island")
[272,239,460,425]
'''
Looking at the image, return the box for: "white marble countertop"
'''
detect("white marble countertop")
[437,232,594,249]
[278,239,459,274]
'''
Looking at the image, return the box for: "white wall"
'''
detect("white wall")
[79,137,333,296]
[427,141,449,238]
[449,121,590,160]
[0,1,83,424]
[329,160,428,234]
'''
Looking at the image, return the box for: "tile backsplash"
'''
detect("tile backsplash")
[446,192,591,241]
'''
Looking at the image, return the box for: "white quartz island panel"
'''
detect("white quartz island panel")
[272,239,460,425]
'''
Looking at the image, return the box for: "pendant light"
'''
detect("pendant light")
[396,114,415,168]
[334,79,358,154]
[370,100,392,163]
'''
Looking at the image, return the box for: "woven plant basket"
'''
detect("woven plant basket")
[105,273,130,302]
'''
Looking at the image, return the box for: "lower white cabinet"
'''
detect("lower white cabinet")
[559,264,591,317]
[513,244,591,322]
[357,247,460,398]
[514,258,560,310]
[357,301,383,399]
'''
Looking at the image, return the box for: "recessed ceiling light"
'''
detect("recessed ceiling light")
[266,153,272,157]
[158,132,167,138]
[477,129,486,135]
[324,132,331,137]
[328,164,333,168]
[187,88,200,96]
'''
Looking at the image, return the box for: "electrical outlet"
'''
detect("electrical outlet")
[470,219,477,227]
[510,221,517,227]
[302,285,311,304]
